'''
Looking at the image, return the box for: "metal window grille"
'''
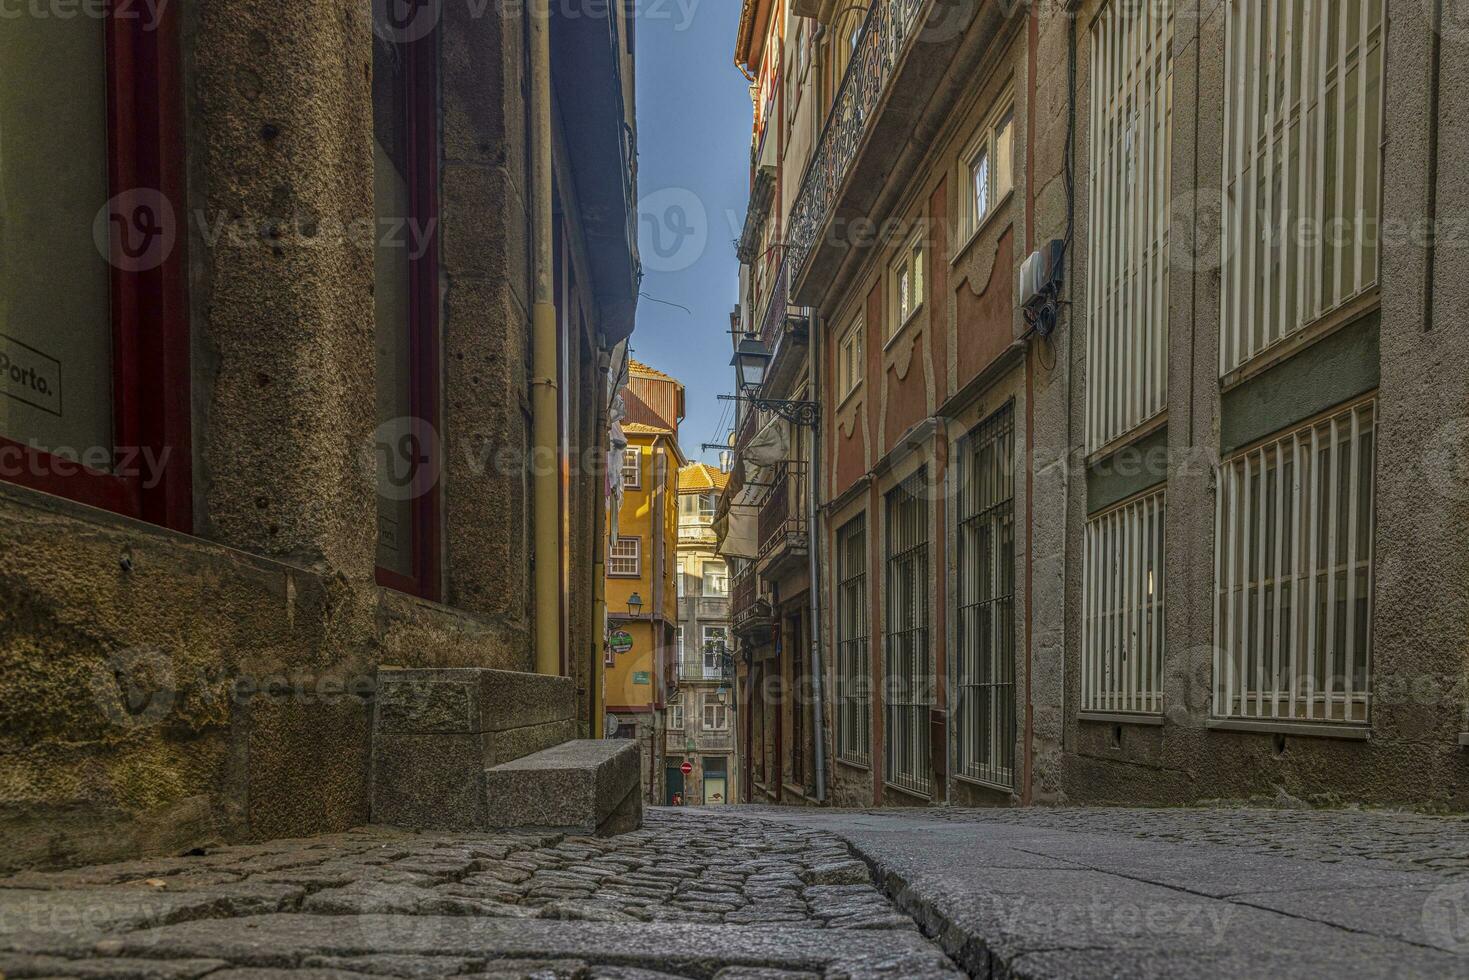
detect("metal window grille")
[955,404,1017,786]
[608,536,640,577]
[1086,0,1175,453]
[1083,489,1167,715]
[1220,0,1384,375]
[836,514,871,766]
[1213,400,1376,723]
[883,472,931,796]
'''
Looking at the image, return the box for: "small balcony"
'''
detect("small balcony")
[666,729,734,755]
[756,461,809,581]
[677,655,733,683]
[677,520,718,546]
[731,566,774,642]
[788,0,1000,304]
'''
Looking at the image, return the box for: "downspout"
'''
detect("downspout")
[531,0,561,676]
[807,319,828,803]
[591,351,611,734]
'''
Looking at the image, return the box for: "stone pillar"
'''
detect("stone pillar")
[190,0,377,578]
[1373,7,1469,805]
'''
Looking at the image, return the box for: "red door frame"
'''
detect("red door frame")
[0,2,192,530]
[374,20,442,601]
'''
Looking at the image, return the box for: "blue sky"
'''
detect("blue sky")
[634,0,751,465]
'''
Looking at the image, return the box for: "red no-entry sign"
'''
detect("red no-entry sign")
[680,761,693,776]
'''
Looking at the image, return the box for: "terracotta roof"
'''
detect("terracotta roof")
[628,359,678,384]
[678,462,730,493]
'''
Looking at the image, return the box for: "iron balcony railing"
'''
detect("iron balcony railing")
[678,655,733,682]
[731,566,758,615]
[757,461,809,562]
[787,0,928,280]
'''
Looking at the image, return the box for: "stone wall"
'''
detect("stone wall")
[0,0,616,870]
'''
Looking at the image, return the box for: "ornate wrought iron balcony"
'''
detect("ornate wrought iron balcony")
[787,0,928,283]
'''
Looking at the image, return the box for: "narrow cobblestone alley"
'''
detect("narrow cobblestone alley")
[0,810,961,979]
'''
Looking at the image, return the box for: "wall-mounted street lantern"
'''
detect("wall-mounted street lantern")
[722,332,821,430]
[626,592,643,617]
[731,334,771,392]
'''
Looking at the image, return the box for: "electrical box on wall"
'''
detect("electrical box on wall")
[1020,240,1066,337]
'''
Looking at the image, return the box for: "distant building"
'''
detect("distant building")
[606,362,686,804]
[667,462,738,806]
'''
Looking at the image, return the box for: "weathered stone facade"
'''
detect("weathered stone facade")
[727,0,1469,812]
[0,0,638,870]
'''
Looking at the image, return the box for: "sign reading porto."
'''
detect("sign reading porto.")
[609,630,634,654]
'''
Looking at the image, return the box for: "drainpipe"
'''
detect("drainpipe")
[591,351,611,734]
[806,319,828,803]
[530,0,560,676]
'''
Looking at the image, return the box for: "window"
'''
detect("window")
[957,99,1015,244]
[883,472,931,796]
[0,6,191,527]
[1220,0,1385,375]
[837,316,865,399]
[675,625,685,661]
[1083,489,1166,716]
[676,558,686,598]
[699,493,717,517]
[373,7,441,597]
[835,515,870,766]
[702,626,728,678]
[1085,0,1175,453]
[608,536,641,577]
[621,447,641,488]
[703,697,729,731]
[1213,400,1375,725]
[955,404,1017,787]
[887,231,925,338]
[667,703,684,731]
[702,563,729,598]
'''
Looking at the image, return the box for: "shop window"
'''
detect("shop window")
[0,6,190,526]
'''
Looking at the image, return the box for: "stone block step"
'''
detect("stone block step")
[483,739,642,836]
[370,668,576,831]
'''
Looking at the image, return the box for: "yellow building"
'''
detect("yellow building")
[606,361,685,802]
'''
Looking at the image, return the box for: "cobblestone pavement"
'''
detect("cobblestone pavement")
[0,810,962,979]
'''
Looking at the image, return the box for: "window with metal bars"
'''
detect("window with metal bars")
[883,472,931,796]
[1083,489,1166,716]
[1085,0,1175,453]
[1213,399,1376,724]
[835,514,871,766]
[955,404,1017,786]
[1220,0,1384,375]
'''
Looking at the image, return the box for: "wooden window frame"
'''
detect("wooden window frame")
[1,5,192,530]
[608,535,641,578]
[955,95,1015,253]
[622,447,642,489]
[837,315,864,401]
[373,20,442,601]
[886,230,925,342]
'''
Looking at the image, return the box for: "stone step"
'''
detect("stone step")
[370,667,576,831]
[483,739,642,837]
